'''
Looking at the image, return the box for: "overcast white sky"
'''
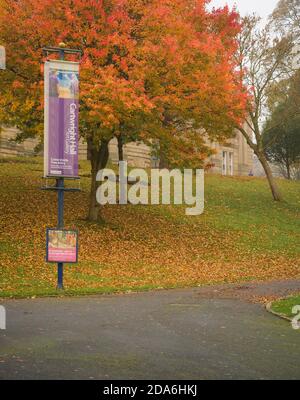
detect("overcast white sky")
[209,0,279,22]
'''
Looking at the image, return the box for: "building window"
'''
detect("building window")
[222,151,227,175]
[229,152,234,176]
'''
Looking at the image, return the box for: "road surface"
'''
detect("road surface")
[0,280,300,380]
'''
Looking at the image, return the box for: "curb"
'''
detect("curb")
[266,301,292,322]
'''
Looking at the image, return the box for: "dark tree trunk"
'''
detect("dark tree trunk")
[117,134,124,163]
[87,138,109,222]
[258,152,282,201]
[159,151,169,169]
[286,159,291,180]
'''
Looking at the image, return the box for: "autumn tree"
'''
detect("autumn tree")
[263,70,300,179]
[263,112,300,179]
[271,0,300,42]
[0,0,247,221]
[235,15,295,201]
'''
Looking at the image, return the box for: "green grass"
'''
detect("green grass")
[0,284,165,299]
[271,295,300,319]
[0,156,299,298]
[203,175,300,256]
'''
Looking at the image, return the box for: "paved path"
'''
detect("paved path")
[1,280,300,380]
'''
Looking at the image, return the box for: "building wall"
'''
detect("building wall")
[108,138,154,168]
[0,126,88,160]
[207,129,254,176]
[0,127,253,176]
[109,130,254,175]
[0,127,153,166]
[0,127,40,157]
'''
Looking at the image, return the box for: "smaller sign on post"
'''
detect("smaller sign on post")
[0,46,6,70]
[46,228,78,264]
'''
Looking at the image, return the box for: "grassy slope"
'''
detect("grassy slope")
[271,295,300,319]
[0,156,299,298]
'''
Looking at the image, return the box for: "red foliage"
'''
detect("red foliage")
[0,0,248,166]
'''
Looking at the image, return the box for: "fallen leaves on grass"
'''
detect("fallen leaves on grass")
[0,159,299,296]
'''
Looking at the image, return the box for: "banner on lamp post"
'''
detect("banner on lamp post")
[44,60,79,178]
[0,46,5,70]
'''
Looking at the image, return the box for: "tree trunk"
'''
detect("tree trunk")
[286,159,291,180]
[87,139,109,222]
[258,152,282,201]
[159,151,169,169]
[117,134,124,163]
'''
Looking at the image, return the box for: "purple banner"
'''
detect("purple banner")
[44,61,79,178]
[0,45,5,70]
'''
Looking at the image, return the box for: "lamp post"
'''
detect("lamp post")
[42,43,82,290]
[57,43,66,290]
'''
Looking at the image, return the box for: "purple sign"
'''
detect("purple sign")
[44,60,79,178]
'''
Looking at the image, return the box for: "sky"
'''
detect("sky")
[209,0,279,22]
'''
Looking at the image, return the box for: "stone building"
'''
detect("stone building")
[0,127,40,158]
[207,129,254,176]
[0,127,253,176]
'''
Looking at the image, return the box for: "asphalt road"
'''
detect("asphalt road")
[0,281,300,380]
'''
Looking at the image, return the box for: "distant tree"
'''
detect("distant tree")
[235,15,295,201]
[271,0,300,42]
[263,70,300,179]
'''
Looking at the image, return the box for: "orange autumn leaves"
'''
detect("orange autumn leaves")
[0,0,248,166]
[0,160,299,296]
